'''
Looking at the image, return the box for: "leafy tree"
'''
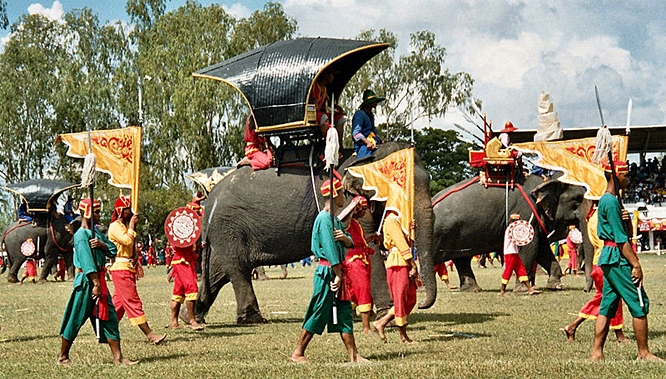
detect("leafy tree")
[393,127,479,195]
[0,1,7,29]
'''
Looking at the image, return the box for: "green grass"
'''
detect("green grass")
[2,257,666,378]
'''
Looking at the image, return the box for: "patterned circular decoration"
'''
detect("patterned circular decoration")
[164,207,202,248]
[21,238,36,257]
[507,220,534,246]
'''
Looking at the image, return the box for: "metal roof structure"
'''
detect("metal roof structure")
[194,37,388,133]
[509,124,666,155]
[4,179,78,213]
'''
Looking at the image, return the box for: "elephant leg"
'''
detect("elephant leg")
[535,246,564,290]
[7,255,26,283]
[369,249,391,317]
[194,265,230,324]
[39,253,58,282]
[454,257,482,292]
[230,266,266,324]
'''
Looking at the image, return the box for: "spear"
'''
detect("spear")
[323,92,340,325]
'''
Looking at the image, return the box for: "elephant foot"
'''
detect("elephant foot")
[459,282,482,292]
[38,278,49,284]
[547,282,565,290]
[236,313,267,325]
[7,275,18,283]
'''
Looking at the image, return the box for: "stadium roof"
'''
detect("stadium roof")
[510,124,666,154]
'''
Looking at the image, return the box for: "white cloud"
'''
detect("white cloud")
[27,1,65,21]
[223,3,252,19]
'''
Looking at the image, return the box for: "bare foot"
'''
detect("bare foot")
[57,357,71,366]
[190,323,204,331]
[637,353,663,362]
[498,292,507,297]
[563,325,575,342]
[170,323,183,330]
[290,354,307,364]
[115,358,139,365]
[528,289,541,295]
[590,351,604,362]
[401,338,418,344]
[362,329,375,335]
[149,334,167,345]
[447,285,459,290]
[373,321,386,342]
[353,354,370,363]
[616,337,630,343]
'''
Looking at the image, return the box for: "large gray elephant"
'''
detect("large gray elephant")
[432,174,585,291]
[1,214,75,283]
[195,142,436,324]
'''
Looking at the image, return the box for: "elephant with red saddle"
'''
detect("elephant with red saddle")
[432,174,585,291]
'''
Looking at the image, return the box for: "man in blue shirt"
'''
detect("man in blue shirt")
[352,89,385,159]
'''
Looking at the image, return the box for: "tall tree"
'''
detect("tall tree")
[343,29,475,141]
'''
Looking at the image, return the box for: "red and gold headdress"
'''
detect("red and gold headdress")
[78,198,101,219]
[112,195,132,222]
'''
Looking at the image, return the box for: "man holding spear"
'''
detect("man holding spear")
[58,199,137,365]
[290,177,368,364]
[590,161,658,361]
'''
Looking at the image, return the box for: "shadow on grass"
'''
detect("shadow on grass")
[137,352,191,363]
[409,311,508,325]
[167,330,247,338]
[0,333,60,344]
[366,349,425,360]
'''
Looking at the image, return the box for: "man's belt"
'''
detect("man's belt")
[115,257,134,263]
[318,259,330,267]
[603,240,618,247]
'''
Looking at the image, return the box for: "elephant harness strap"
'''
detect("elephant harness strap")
[49,222,70,253]
[1,222,31,242]
[515,183,549,236]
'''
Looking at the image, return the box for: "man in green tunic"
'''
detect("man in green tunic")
[58,199,137,365]
[291,177,368,363]
[591,161,659,361]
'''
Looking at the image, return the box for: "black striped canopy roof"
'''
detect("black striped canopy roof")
[194,37,388,130]
[4,179,78,213]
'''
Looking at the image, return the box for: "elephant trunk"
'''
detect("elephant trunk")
[415,186,437,309]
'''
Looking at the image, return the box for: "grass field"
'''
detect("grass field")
[2,256,666,378]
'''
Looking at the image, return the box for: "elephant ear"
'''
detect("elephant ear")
[531,180,563,221]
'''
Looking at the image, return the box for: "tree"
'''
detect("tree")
[393,127,479,195]
[0,1,8,29]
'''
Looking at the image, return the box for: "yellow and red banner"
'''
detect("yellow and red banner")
[514,136,628,200]
[346,148,414,236]
[56,126,142,213]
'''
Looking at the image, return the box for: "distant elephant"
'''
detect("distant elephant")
[195,142,436,324]
[432,174,585,292]
[1,214,75,283]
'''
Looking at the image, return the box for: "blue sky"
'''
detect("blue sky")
[4,1,666,143]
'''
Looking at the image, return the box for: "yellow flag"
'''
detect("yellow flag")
[347,148,414,236]
[56,126,142,213]
[513,136,628,200]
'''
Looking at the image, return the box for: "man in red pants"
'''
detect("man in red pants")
[169,242,204,330]
[339,196,376,334]
[373,209,419,343]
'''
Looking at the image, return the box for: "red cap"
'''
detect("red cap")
[604,161,629,175]
[112,195,132,222]
[500,121,517,133]
[78,198,101,219]
[321,178,343,197]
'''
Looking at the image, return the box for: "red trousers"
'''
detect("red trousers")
[501,254,528,284]
[172,262,199,303]
[111,270,147,326]
[579,265,624,328]
[434,262,449,280]
[387,266,417,327]
[343,258,372,313]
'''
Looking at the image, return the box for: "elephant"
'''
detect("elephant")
[432,174,585,292]
[1,214,75,283]
[195,142,436,324]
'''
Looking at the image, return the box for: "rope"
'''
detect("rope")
[309,144,321,212]
[81,153,97,187]
[431,177,480,207]
[515,184,549,235]
[591,126,612,164]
